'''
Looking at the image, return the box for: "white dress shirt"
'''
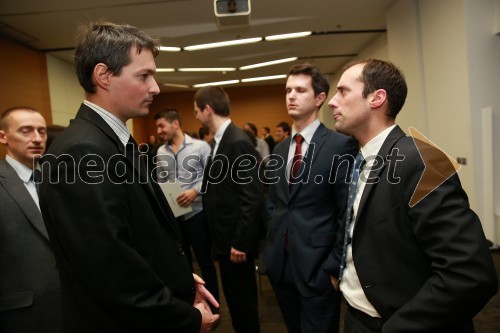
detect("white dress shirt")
[212,119,231,156]
[340,124,396,317]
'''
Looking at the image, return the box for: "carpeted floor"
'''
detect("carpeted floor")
[210,250,500,333]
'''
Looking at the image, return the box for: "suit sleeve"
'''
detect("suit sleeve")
[383,141,497,332]
[229,138,264,253]
[41,142,201,332]
[323,136,359,278]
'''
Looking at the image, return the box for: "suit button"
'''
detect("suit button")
[177,246,185,256]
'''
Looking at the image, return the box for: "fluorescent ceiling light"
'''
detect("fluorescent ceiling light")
[265,31,312,41]
[241,75,287,83]
[159,46,181,52]
[193,80,240,88]
[178,68,236,72]
[163,83,190,88]
[156,68,176,72]
[239,57,298,70]
[184,37,262,51]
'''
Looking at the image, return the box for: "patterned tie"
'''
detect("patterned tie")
[339,152,365,280]
[289,134,304,186]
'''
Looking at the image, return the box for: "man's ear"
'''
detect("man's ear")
[315,92,327,109]
[0,130,7,144]
[370,89,387,109]
[94,63,112,91]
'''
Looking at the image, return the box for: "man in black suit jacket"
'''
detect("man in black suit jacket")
[328,58,497,332]
[0,107,62,333]
[263,63,358,333]
[195,86,264,333]
[39,22,218,332]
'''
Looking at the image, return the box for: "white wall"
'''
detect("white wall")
[45,54,82,126]
[320,33,389,129]
[464,0,500,243]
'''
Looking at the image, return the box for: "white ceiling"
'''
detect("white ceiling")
[0,0,397,92]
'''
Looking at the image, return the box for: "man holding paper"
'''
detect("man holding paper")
[155,108,220,308]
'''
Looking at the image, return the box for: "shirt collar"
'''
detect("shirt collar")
[5,155,35,183]
[83,100,131,147]
[360,125,397,161]
[291,118,321,144]
[214,119,231,144]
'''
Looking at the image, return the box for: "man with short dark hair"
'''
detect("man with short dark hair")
[194,86,264,333]
[264,63,357,333]
[0,107,63,332]
[262,126,275,152]
[275,121,291,143]
[154,108,219,309]
[39,21,218,332]
[329,58,497,332]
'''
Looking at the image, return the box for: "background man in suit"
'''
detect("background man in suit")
[0,107,62,333]
[39,21,218,332]
[328,58,497,332]
[263,63,358,333]
[154,108,220,307]
[194,86,264,333]
[275,121,291,143]
[243,122,270,160]
[262,126,275,153]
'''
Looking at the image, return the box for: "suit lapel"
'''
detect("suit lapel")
[0,160,49,240]
[355,126,406,225]
[275,136,292,202]
[76,105,179,233]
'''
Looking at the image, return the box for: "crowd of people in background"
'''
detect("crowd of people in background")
[0,21,497,333]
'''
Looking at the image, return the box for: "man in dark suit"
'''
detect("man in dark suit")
[262,126,275,153]
[263,63,358,333]
[39,21,218,333]
[328,58,497,332]
[0,107,62,332]
[195,86,264,333]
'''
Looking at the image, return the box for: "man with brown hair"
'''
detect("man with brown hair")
[39,22,218,332]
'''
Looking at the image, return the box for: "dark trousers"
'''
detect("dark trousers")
[343,306,383,333]
[218,254,260,333]
[178,211,219,303]
[271,254,340,333]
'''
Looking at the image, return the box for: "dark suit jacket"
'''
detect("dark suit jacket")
[202,122,265,256]
[0,159,62,333]
[264,135,275,153]
[264,123,358,297]
[39,104,201,332]
[331,126,497,332]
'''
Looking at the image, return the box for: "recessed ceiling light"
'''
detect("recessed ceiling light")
[241,75,287,82]
[184,37,262,51]
[159,46,182,52]
[163,83,190,88]
[193,79,240,88]
[156,68,176,72]
[265,31,312,41]
[239,57,298,70]
[177,68,237,72]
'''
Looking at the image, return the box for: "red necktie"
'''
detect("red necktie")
[290,134,304,184]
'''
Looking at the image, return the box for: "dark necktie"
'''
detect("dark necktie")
[31,169,42,195]
[289,134,304,186]
[339,152,365,280]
